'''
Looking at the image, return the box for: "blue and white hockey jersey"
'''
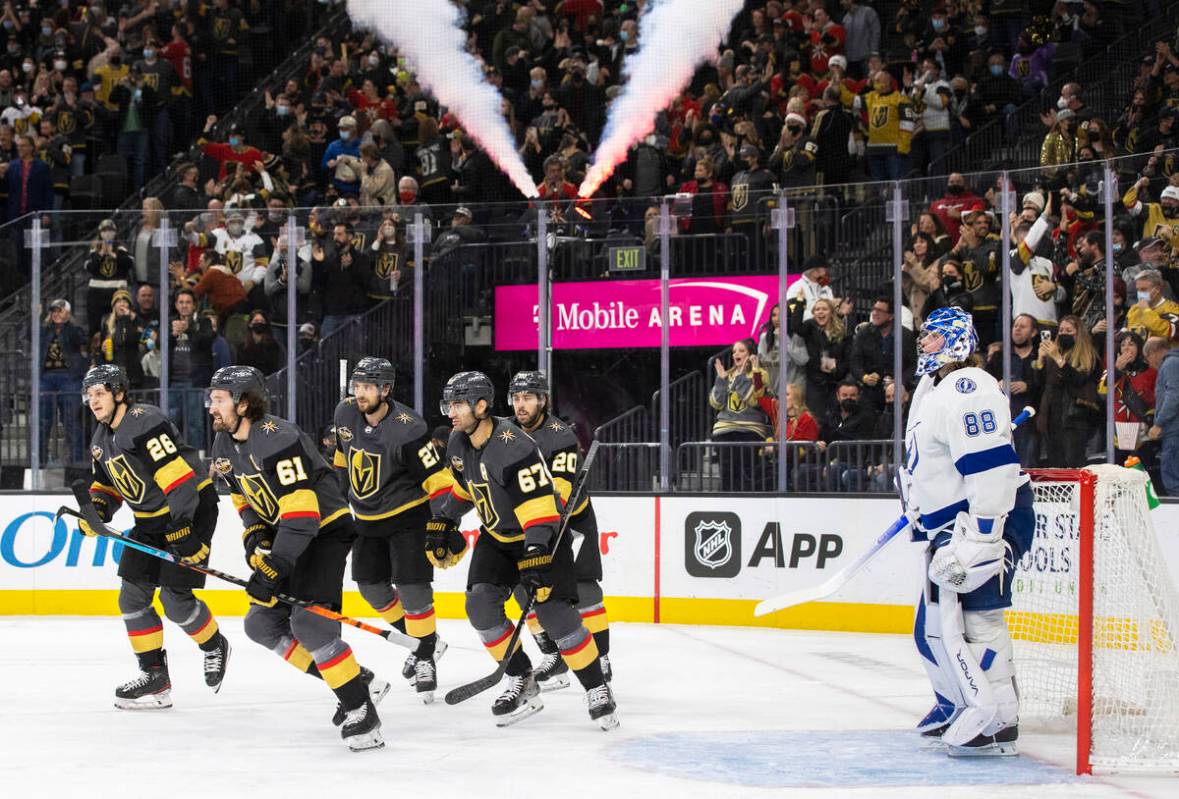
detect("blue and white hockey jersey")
[902,366,1030,537]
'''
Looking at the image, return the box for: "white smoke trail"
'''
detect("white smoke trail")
[346,0,539,198]
[579,0,744,198]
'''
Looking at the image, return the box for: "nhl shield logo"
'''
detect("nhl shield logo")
[684,511,741,578]
[337,426,354,443]
[694,520,733,570]
[213,457,232,475]
[91,446,104,461]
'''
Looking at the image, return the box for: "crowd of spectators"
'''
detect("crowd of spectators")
[21,1,1179,496]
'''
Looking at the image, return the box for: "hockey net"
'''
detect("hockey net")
[1010,465,1179,774]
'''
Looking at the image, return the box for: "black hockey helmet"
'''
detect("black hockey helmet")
[82,364,129,402]
[350,356,396,396]
[440,371,494,416]
[507,370,549,404]
[207,365,266,405]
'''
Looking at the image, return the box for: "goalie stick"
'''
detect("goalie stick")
[444,440,600,705]
[753,406,1035,617]
[60,480,421,650]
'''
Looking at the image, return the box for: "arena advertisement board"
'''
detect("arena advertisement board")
[494,275,800,351]
[4,492,1178,633]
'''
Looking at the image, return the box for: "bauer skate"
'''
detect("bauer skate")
[492,671,543,727]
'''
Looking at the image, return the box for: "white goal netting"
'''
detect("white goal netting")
[1009,465,1179,772]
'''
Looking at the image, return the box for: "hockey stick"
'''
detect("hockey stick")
[444,440,600,705]
[753,406,1035,617]
[60,480,421,650]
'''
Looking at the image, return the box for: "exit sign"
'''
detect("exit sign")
[607,245,646,272]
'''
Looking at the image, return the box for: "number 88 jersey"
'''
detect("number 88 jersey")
[902,366,1027,538]
[212,414,351,560]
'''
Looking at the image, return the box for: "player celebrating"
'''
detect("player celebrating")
[207,366,386,751]
[82,364,230,709]
[430,371,618,729]
[899,306,1034,756]
[333,356,456,703]
[508,371,612,691]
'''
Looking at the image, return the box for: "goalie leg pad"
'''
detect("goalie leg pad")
[937,592,1003,747]
[963,608,1019,734]
[914,589,960,733]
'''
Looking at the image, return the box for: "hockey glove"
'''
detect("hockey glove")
[91,493,115,524]
[78,518,101,537]
[928,512,1009,594]
[246,551,289,607]
[425,517,467,569]
[517,544,554,603]
[165,522,209,565]
[241,523,274,568]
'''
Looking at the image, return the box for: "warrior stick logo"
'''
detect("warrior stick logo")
[685,511,741,578]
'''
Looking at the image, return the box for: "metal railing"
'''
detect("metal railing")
[588,443,661,493]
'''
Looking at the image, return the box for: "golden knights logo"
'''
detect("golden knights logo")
[237,473,280,524]
[730,182,748,212]
[225,250,244,274]
[348,447,382,500]
[871,105,889,129]
[376,251,399,281]
[468,482,501,533]
[105,456,146,504]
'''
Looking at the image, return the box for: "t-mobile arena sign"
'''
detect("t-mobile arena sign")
[494,275,799,350]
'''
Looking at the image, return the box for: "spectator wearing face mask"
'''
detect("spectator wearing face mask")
[83,218,135,336]
[0,89,40,134]
[788,255,836,321]
[264,230,313,326]
[236,310,286,376]
[198,115,266,181]
[859,71,914,182]
[929,173,979,243]
[1099,330,1157,466]
[1035,315,1103,467]
[1127,269,1179,343]
[322,115,362,197]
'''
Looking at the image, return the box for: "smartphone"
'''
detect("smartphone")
[1040,330,1052,341]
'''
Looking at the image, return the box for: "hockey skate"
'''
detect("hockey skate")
[203,634,231,693]
[341,699,384,752]
[115,654,172,710]
[492,671,543,727]
[946,724,1019,758]
[585,683,619,731]
[333,667,390,726]
[401,637,449,684]
[534,649,570,692]
[413,657,437,704]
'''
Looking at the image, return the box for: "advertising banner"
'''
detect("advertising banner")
[494,275,799,351]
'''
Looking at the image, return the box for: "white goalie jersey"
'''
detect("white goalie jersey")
[901,366,1027,535]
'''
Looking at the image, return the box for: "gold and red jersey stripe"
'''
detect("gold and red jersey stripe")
[559,631,601,672]
[317,646,361,689]
[281,639,314,673]
[515,495,559,531]
[482,623,522,662]
[278,488,320,521]
[404,607,436,638]
[422,468,455,500]
[154,456,196,494]
[580,605,609,634]
[127,623,164,654]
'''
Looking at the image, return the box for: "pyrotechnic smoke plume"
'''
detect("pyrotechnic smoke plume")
[346,0,539,198]
[579,0,745,198]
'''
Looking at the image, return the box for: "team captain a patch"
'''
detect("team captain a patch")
[955,377,976,394]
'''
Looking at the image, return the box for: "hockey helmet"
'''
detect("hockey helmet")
[82,364,129,403]
[440,371,495,416]
[350,356,396,396]
[916,306,978,377]
[208,365,267,406]
[507,370,549,404]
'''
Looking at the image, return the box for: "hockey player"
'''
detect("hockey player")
[207,366,386,751]
[507,371,612,691]
[81,365,230,709]
[429,371,618,729]
[899,306,1035,756]
[333,357,455,703]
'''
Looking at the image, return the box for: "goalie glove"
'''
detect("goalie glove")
[928,512,1010,594]
[424,517,467,569]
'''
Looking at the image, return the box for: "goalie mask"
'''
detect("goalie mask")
[917,306,978,377]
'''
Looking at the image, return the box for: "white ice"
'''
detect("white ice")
[0,617,1172,798]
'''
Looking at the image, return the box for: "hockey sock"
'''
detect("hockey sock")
[404,606,436,641]
[535,630,559,655]
[312,642,362,690]
[579,604,610,657]
[504,646,532,677]
[124,606,164,661]
[277,637,319,675]
[177,600,221,650]
[556,629,604,689]
[374,594,407,632]
[413,632,437,660]
[479,620,523,663]
[136,647,166,671]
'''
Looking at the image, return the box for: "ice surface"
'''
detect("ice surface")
[0,617,1171,798]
